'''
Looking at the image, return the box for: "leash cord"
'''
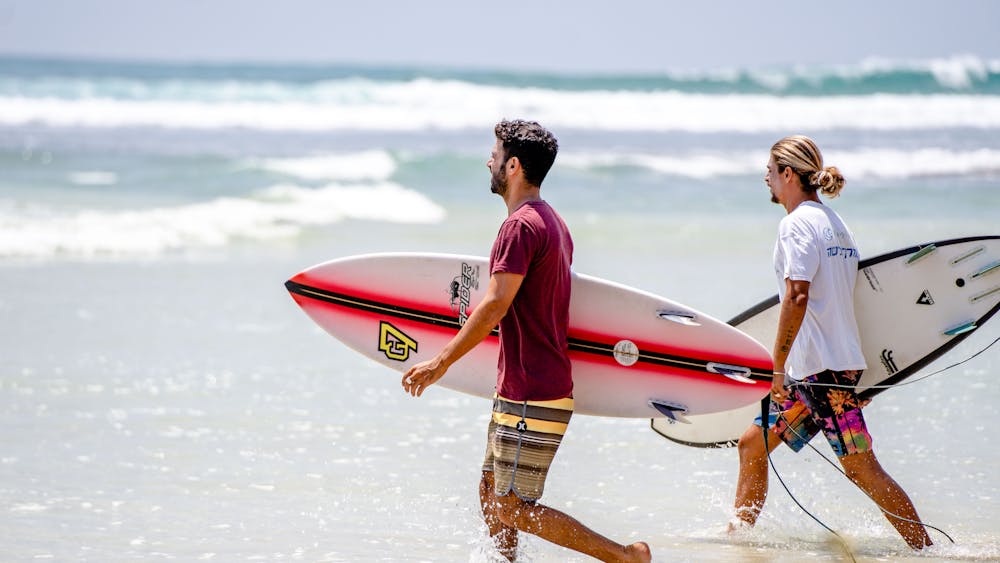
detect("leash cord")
[761,397,858,562]
[766,335,998,543]
[782,413,956,544]
[756,309,997,552]
[787,336,998,392]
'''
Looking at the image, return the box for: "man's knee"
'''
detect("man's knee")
[737,426,767,462]
[839,450,882,483]
[494,491,534,526]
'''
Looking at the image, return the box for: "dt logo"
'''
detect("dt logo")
[378,321,418,362]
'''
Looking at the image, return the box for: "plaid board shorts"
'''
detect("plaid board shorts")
[482,394,573,502]
[756,369,873,458]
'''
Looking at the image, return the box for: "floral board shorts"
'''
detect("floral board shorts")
[481,394,573,502]
[755,369,873,458]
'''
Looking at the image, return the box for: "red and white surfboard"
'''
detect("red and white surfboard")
[285,253,773,418]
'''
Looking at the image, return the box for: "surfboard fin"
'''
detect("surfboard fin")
[656,310,700,326]
[943,320,977,336]
[906,244,937,265]
[706,362,755,384]
[648,400,691,424]
[971,285,1000,304]
[971,259,1000,280]
[949,245,985,266]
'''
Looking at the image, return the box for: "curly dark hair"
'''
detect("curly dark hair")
[494,119,559,187]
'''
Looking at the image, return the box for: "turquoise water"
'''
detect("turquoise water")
[0,56,998,561]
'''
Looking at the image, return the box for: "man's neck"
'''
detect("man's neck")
[504,186,542,216]
[783,191,821,215]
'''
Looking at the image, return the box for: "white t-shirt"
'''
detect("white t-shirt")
[773,201,866,380]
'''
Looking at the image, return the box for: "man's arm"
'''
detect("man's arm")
[401,271,524,397]
[771,278,810,402]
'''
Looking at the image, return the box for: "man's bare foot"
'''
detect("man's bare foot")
[726,519,741,535]
[728,506,760,535]
[624,541,651,563]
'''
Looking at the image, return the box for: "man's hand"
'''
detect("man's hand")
[402,358,447,397]
[770,376,789,404]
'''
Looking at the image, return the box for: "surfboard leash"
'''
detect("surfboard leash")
[769,335,995,545]
[754,315,996,553]
[781,420,956,545]
[787,335,999,393]
[764,398,955,554]
[760,396,859,563]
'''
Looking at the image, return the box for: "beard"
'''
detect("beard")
[490,163,508,196]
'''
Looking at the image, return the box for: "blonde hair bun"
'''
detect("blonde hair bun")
[811,166,845,198]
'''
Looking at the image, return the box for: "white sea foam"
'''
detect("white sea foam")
[827,147,1000,179]
[0,182,445,258]
[68,171,119,186]
[253,151,397,181]
[560,148,1000,180]
[927,55,991,90]
[3,87,999,133]
[719,54,999,92]
[855,55,992,90]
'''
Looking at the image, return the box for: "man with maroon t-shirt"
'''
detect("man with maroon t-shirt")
[403,120,650,563]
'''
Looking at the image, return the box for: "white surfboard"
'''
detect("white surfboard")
[652,235,1000,447]
[286,253,773,418]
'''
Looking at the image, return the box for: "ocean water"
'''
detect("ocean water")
[0,56,998,561]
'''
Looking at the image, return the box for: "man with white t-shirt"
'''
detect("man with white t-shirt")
[729,136,932,550]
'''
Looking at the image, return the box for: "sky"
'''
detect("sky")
[0,0,998,73]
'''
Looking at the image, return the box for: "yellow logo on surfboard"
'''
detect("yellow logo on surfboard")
[378,321,418,362]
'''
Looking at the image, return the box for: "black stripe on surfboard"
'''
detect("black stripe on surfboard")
[286,279,467,331]
[286,280,772,382]
[853,235,1000,266]
[567,337,771,381]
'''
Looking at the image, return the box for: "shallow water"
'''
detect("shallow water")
[1,57,998,561]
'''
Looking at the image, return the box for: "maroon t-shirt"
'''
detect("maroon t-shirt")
[489,200,574,401]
